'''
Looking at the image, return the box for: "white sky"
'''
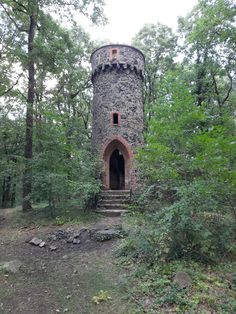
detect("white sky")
[79,0,198,44]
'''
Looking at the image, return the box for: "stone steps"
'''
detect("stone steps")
[100,190,131,196]
[96,190,131,216]
[95,209,129,217]
[100,194,130,200]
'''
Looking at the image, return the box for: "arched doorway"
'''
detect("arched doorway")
[109,149,125,190]
[102,136,133,190]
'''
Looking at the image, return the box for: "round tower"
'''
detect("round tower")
[91,44,145,191]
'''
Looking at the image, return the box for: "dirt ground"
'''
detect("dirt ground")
[0,209,134,314]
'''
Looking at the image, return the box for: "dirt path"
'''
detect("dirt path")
[0,210,134,314]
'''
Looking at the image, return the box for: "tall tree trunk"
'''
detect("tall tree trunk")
[2,176,12,208]
[22,13,36,211]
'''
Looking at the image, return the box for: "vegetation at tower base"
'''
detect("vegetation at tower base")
[122,72,236,262]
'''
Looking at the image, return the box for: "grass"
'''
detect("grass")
[118,258,236,313]
[8,201,99,228]
[117,211,236,313]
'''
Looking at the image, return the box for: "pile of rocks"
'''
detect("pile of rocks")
[27,226,125,250]
[27,228,88,250]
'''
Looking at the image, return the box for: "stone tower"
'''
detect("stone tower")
[91,44,145,192]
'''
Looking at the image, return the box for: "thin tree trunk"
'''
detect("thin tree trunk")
[1,177,6,208]
[2,176,12,208]
[11,180,16,208]
[22,13,36,211]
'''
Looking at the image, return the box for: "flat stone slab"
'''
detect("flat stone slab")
[73,238,81,245]
[1,260,23,273]
[92,229,121,241]
[29,237,43,246]
[49,245,57,251]
[39,241,46,248]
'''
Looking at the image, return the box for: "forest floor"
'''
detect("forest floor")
[1,208,236,314]
[0,208,135,314]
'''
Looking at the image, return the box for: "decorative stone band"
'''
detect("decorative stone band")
[91,61,144,82]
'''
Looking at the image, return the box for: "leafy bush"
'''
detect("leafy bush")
[120,259,236,313]
[125,73,236,262]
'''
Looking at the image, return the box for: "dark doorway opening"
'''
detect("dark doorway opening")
[109,149,125,190]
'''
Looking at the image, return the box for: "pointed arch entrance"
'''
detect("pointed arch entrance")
[102,136,133,190]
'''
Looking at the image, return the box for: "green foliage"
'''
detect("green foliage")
[178,0,236,107]
[132,23,177,119]
[9,202,99,227]
[0,117,24,207]
[133,71,236,261]
[119,8,236,314]
[0,1,104,210]
[121,259,236,313]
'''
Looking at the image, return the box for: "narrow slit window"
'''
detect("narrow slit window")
[110,48,119,61]
[111,49,118,59]
[113,113,119,125]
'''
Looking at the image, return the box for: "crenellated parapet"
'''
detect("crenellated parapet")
[90,44,145,81]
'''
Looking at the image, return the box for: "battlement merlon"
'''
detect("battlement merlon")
[90,44,145,80]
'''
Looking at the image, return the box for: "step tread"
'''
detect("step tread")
[101,195,130,197]
[96,209,129,216]
[101,191,130,195]
[102,190,130,193]
[98,200,130,204]
[98,204,129,208]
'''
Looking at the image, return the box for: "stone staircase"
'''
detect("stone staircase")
[96,190,131,216]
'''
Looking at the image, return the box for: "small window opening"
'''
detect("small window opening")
[113,113,119,125]
[111,49,118,59]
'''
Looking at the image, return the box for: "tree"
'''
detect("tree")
[0,0,106,210]
[0,117,24,208]
[132,23,177,120]
[31,23,100,211]
[136,70,236,260]
[130,0,236,262]
[178,0,236,110]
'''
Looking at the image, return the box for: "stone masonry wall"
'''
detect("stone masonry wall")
[91,44,145,190]
[91,45,144,152]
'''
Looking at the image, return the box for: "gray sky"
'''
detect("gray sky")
[79,0,198,44]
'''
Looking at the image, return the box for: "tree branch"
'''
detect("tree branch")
[70,79,91,99]
[12,0,28,13]
[211,71,221,106]
[0,4,28,33]
[222,73,233,105]
[0,73,23,97]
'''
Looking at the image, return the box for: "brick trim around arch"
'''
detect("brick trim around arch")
[101,136,135,190]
